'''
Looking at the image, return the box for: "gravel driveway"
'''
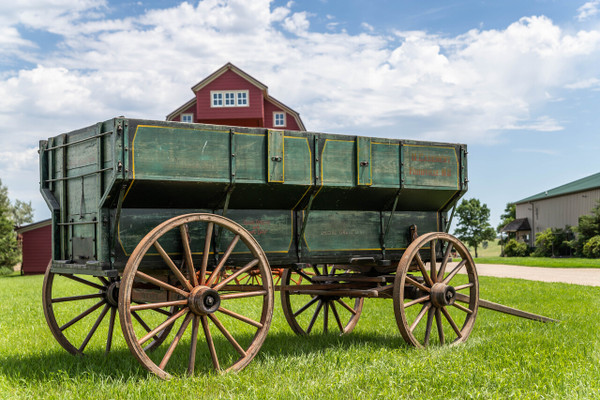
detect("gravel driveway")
[474,263,600,287]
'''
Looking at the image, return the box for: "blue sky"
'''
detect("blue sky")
[1,0,599,229]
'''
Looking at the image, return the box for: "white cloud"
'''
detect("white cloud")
[1,1,600,219]
[577,1,600,21]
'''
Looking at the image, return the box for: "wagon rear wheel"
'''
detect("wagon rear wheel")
[393,232,478,347]
[42,263,172,355]
[42,264,120,355]
[119,213,274,379]
[281,265,364,335]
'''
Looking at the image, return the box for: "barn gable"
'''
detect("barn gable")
[166,63,305,130]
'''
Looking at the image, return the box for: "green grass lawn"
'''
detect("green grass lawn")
[2,273,600,399]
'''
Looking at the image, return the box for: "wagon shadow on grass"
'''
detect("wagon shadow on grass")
[0,330,416,382]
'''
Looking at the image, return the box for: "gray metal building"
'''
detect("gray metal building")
[514,172,600,246]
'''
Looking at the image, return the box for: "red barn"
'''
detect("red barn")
[16,219,51,275]
[166,63,306,131]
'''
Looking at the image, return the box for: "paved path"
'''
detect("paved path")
[474,263,600,287]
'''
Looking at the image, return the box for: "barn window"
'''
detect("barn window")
[181,113,193,123]
[225,92,236,106]
[274,112,286,127]
[212,92,223,107]
[237,92,248,106]
[211,90,249,107]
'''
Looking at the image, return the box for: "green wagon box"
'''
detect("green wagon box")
[40,117,480,378]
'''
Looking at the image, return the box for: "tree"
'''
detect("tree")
[570,200,600,256]
[496,203,516,233]
[454,198,496,258]
[10,199,34,226]
[0,203,19,271]
[0,179,30,270]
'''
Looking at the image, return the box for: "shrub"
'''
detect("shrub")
[0,266,14,276]
[583,236,600,258]
[504,239,529,257]
[533,227,573,257]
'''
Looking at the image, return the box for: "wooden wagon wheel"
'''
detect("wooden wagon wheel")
[281,265,364,335]
[393,232,479,347]
[42,263,172,355]
[119,213,274,379]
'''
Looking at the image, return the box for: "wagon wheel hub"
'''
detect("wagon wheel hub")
[104,281,120,307]
[430,282,456,308]
[188,286,221,315]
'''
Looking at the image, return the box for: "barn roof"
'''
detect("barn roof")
[16,219,51,234]
[515,172,600,204]
[501,218,531,233]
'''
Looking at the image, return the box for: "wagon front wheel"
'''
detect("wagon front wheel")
[393,232,478,347]
[119,213,274,379]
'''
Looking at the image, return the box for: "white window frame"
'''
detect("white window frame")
[210,90,250,107]
[273,111,286,127]
[181,113,193,123]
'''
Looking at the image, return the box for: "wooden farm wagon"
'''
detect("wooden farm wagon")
[39,118,549,379]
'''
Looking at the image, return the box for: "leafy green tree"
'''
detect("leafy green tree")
[10,199,34,226]
[583,235,600,258]
[454,198,496,257]
[497,203,516,233]
[0,179,28,270]
[571,201,600,256]
[533,227,573,257]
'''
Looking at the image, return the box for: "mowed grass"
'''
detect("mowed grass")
[2,273,600,399]
[466,239,600,268]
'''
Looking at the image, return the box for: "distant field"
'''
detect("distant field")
[2,273,600,398]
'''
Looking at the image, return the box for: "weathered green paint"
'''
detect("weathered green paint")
[356,136,372,186]
[267,130,284,183]
[40,118,468,274]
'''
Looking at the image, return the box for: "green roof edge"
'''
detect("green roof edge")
[514,172,600,204]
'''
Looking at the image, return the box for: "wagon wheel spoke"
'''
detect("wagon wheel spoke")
[59,300,105,331]
[306,300,323,335]
[409,303,432,334]
[435,308,445,345]
[430,239,437,283]
[218,306,263,328]
[323,301,329,334]
[119,213,273,379]
[437,243,453,282]
[79,304,111,352]
[135,270,189,297]
[423,308,434,346]
[199,222,214,285]
[206,235,240,286]
[330,302,345,333]
[187,315,200,376]
[62,274,105,290]
[97,276,110,286]
[106,307,117,354]
[201,315,220,371]
[159,312,193,370]
[208,314,246,357]
[213,259,259,291]
[441,306,462,338]
[404,294,431,309]
[394,233,478,348]
[293,296,319,317]
[180,224,198,287]
[414,253,434,287]
[138,308,189,346]
[52,293,105,303]
[154,240,193,291]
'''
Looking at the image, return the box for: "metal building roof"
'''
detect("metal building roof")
[515,172,600,204]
